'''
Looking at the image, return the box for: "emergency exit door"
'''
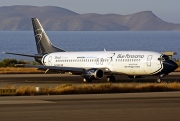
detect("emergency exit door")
[147,55,152,67]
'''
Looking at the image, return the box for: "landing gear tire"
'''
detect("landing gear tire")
[107,76,115,82]
[156,74,165,83]
[156,78,162,83]
[83,78,92,83]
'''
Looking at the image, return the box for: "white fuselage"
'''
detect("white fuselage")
[42,51,163,76]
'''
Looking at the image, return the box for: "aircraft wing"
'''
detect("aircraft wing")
[15,64,84,73]
[15,64,111,74]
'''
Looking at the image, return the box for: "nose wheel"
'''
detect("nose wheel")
[156,74,164,83]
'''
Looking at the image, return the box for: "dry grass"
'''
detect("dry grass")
[0,66,179,73]
[0,84,15,89]
[0,67,44,74]
[175,61,180,71]
[2,83,179,96]
[175,67,180,72]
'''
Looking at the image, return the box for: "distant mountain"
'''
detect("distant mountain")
[0,5,180,31]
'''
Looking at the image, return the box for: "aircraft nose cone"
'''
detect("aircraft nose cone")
[162,60,178,74]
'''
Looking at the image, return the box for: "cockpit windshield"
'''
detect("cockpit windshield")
[158,55,170,61]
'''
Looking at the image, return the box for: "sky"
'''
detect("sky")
[0,0,179,23]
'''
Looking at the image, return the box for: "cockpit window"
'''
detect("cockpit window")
[158,55,170,61]
[162,55,170,60]
[158,58,165,61]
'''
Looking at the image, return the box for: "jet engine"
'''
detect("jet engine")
[82,68,104,81]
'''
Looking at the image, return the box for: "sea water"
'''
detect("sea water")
[0,31,180,60]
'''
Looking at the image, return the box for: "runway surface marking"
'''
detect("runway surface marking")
[0,100,55,105]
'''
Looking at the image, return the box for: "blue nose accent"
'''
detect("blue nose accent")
[160,60,178,74]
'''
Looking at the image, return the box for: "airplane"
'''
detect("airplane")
[3,18,178,83]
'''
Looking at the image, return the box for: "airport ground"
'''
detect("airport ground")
[0,72,180,87]
[0,73,180,121]
[0,92,180,121]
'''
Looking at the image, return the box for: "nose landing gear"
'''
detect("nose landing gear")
[157,74,165,83]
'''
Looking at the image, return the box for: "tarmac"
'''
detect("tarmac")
[0,92,180,121]
[0,73,180,121]
[0,72,180,87]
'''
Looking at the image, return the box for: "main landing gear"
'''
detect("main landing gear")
[156,78,162,83]
[83,78,92,83]
[107,75,115,82]
[83,75,116,83]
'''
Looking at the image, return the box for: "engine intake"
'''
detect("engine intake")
[82,68,104,80]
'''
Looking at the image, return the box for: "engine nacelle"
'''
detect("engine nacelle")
[82,68,104,80]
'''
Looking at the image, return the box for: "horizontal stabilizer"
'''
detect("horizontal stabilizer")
[2,52,43,58]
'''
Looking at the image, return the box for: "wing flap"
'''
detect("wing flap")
[15,64,84,73]
[15,64,112,74]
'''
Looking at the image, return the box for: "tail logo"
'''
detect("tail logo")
[35,28,44,44]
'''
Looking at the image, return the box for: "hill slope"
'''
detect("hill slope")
[0,5,179,31]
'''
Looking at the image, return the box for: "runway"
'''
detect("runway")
[0,72,180,86]
[0,92,180,121]
[0,73,180,121]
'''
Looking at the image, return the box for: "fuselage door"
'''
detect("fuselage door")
[48,56,52,66]
[147,55,153,67]
[107,53,116,66]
